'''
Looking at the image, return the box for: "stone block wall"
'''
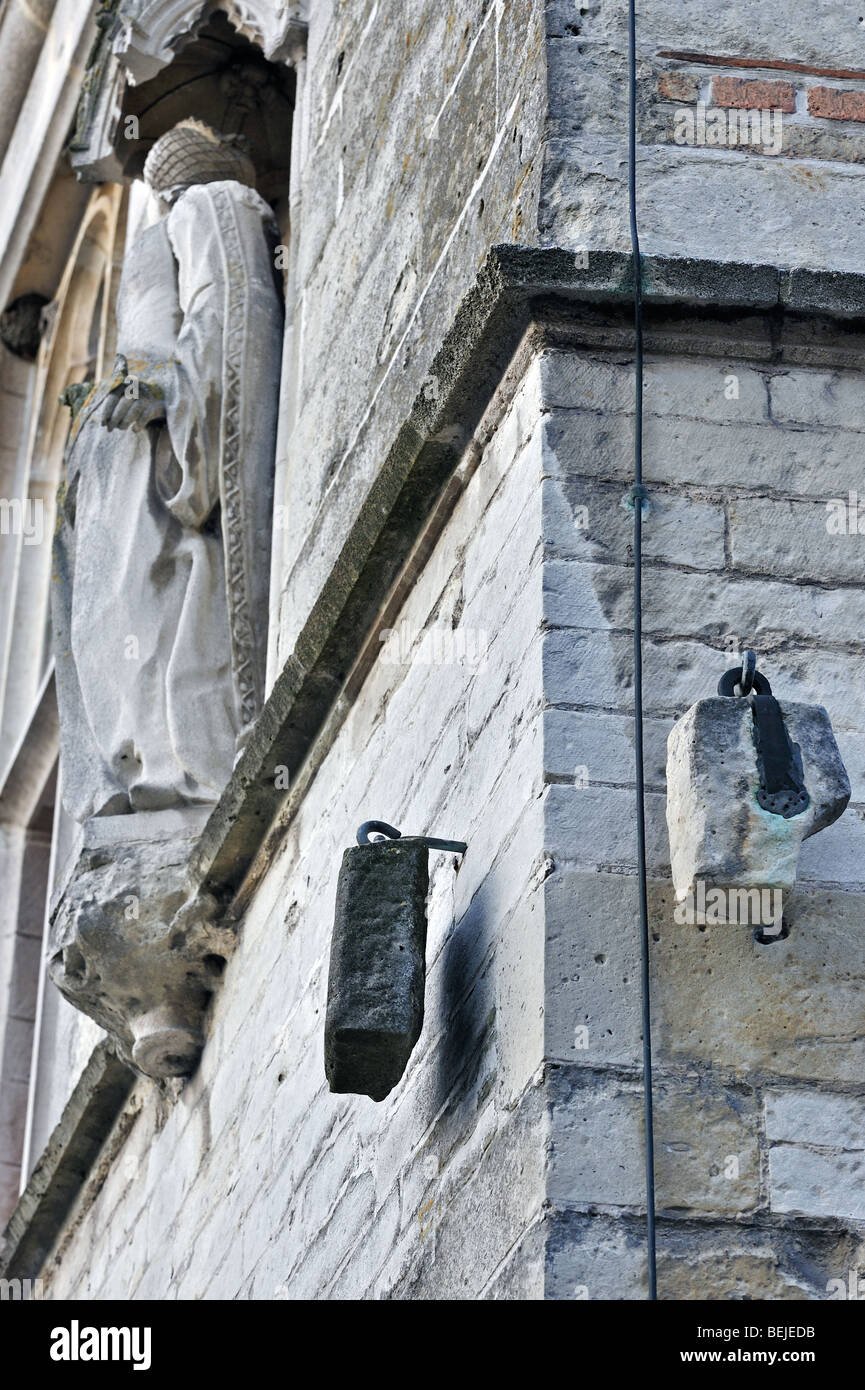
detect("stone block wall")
[6,0,865,1303]
[538,340,865,1298]
[43,363,552,1300]
[39,325,865,1299]
[543,0,865,268]
[273,0,546,671]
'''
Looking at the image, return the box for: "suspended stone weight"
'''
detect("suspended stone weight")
[324,838,432,1102]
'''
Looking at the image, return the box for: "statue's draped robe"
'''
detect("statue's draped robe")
[54,180,282,820]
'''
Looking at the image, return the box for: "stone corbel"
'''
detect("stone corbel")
[49,810,234,1078]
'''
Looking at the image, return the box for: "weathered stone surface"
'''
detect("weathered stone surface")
[542,389,865,497]
[196,264,865,906]
[541,133,865,272]
[49,811,232,1078]
[543,1211,859,1300]
[539,1,865,272]
[650,878,865,1085]
[729,495,865,584]
[10,0,865,1310]
[543,708,671,792]
[20,286,865,1301]
[325,839,430,1102]
[545,0,865,70]
[0,1041,134,1281]
[655,1223,861,1302]
[548,555,865,651]
[766,1088,865,1149]
[547,1066,760,1216]
[666,697,850,901]
[769,1146,865,1222]
[766,1090,865,1221]
[542,475,726,572]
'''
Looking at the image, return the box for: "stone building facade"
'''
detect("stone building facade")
[0,0,864,1300]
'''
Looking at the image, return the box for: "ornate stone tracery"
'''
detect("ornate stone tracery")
[70,0,305,191]
[126,0,308,76]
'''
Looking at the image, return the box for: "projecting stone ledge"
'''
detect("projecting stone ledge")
[0,1040,135,1282]
[49,810,233,1079]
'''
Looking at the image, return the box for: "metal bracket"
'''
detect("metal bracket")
[356,821,467,854]
[621,482,650,515]
[717,654,810,820]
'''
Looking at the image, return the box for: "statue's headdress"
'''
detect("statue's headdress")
[143,119,256,201]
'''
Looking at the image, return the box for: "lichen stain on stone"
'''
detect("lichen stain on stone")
[788,166,827,192]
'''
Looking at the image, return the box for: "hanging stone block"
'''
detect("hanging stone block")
[667,695,850,904]
[325,838,430,1102]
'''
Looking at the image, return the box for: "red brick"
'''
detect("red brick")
[808,85,865,121]
[657,71,699,103]
[711,76,796,112]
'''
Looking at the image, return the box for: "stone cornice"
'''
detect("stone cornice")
[0,1041,135,1281]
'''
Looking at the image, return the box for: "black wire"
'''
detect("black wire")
[627,0,658,1301]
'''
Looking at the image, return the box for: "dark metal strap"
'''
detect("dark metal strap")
[718,653,772,698]
[716,656,809,820]
[356,821,467,854]
[356,821,402,845]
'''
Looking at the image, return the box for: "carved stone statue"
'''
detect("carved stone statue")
[54,119,283,823]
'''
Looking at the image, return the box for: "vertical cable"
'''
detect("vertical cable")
[627,0,657,1300]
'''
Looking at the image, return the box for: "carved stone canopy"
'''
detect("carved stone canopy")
[69,0,306,200]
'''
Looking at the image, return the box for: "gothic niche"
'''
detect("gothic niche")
[48,2,300,1080]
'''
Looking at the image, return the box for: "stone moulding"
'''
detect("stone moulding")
[0,1042,135,1281]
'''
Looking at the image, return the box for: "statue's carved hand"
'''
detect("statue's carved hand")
[101,354,174,433]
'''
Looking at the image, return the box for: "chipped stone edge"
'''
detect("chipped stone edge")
[0,1040,135,1281]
